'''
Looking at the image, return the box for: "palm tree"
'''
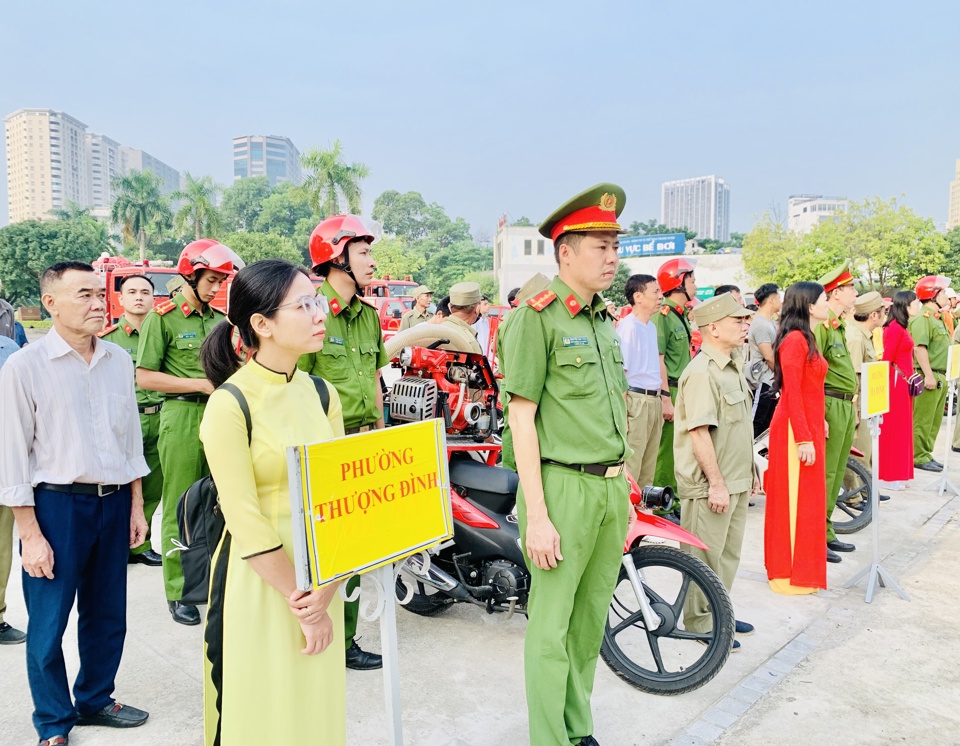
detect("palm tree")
[299,140,370,218]
[110,170,172,261]
[171,172,223,241]
[49,201,92,221]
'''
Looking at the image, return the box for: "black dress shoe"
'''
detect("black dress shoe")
[879,494,891,502]
[930,459,944,468]
[578,737,600,746]
[76,701,149,728]
[0,621,26,644]
[168,601,201,626]
[128,549,163,567]
[346,640,382,670]
[735,620,755,635]
[826,548,842,563]
[915,461,942,472]
[827,540,855,552]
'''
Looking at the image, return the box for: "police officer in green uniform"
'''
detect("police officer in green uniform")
[297,214,387,671]
[500,183,630,746]
[136,240,236,625]
[910,275,952,471]
[813,262,859,562]
[652,258,696,493]
[98,274,164,566]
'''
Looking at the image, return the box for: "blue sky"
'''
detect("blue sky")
[2,0,958,236]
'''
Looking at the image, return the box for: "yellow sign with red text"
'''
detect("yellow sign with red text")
[947,344,960,381]
[861,361,890,419]
[288,420,452,589]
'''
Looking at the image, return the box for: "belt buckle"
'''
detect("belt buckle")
[97,484,115,497]
[604,464,624,479]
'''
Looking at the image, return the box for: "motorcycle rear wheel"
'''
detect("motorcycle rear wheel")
[834,457,872,534]
[395,575,455,616]
[600,544,734,696]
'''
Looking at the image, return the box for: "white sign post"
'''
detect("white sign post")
[842,362,910,603]
[925,343,960,497]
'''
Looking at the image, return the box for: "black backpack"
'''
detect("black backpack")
[175,376,330,606]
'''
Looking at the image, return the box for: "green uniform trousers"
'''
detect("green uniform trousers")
[131,410,163,556]
[679,491,748,633]
[653,385,679,491]
[0,506,13,625]
[343,575,361,649]
[625,391,664,490]
[824,397,856,543]
[517,464,629,746]
[158,400,209,601]
[914,374,948,464]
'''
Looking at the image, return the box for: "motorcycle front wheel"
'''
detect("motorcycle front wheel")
[600,544,734,696]
[834,457,872,534]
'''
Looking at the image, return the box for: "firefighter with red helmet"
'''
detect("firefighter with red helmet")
[297,215,386,670]
[136,239,237,625]
[909,274,952,471]
[652,256,697,493]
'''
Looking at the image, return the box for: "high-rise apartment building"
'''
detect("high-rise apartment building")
[660,175,731,242]
[86,132,121,216]
[119,147,181,196]
[232,135,301,187]
[947,159,960,231]
[787,195,848,234]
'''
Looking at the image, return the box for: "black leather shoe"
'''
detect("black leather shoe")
[168,601,200,626]
[879,494,891,502]
[346,640,382,670]
[578,737,600,746]
[76,702,149,728]
[915,461,942,472]
[0,621,26,644]
[826,548,842,563]
[952,446,960,453]
[128,549,163,566]
[735,620,754,635]
[827,540,855,552]
[930,459,944,468]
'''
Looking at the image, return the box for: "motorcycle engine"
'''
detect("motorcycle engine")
[482,560,529,605]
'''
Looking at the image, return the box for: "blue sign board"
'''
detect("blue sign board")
[617,233,686,258]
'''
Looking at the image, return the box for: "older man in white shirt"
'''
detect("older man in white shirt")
[0,261,151,746]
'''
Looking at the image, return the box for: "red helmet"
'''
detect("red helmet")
[915,275,950,302]
[308,215,380,269]
[657,257,696,294]
[177,239,237,276]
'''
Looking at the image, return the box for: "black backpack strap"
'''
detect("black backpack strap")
[310,375,330,415]
[219,382,252,445]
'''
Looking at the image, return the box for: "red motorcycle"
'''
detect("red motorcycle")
[385,328,735,695]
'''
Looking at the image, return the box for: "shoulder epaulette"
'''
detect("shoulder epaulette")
[97,324,118,338]
[526,290,557,311]
[360,297,377,309]
[923,311,931,318]
[155,299,177,316]
[659,306,670,316]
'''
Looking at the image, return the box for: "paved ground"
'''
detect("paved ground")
[2,329,957,745]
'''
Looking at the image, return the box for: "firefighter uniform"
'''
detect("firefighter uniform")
[298,281,388,651]
[500,184,630,746]
[99,316,164,558]
[652,296,692,490]
[909,304,950,464]
[137,293,223,601]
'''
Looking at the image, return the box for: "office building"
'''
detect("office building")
[119,147,181,196]
[494,222,556,302]
[86,133,121,217]
[661,175,731,242]
[232,135,301,187]
[948,159,960,231]
[787,195,848,234]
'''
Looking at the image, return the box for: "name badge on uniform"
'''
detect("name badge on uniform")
[178,332,197,339]
[562,336,589,347]
[329,336,345,346]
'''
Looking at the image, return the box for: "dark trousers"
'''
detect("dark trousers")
[22,486,131,739]
[753,383,779,439]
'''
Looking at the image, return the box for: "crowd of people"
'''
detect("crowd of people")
[0,181,955,746]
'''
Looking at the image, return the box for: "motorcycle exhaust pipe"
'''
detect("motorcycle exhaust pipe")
[403,554,473,602]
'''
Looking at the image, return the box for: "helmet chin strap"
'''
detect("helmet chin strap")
[331,245,359,289]
[181,272,207,310]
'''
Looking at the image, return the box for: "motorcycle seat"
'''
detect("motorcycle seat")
[450,459,519,514]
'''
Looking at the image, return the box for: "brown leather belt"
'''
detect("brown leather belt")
[345,424,375,435]
[628,387,660,397]
[542,459,625,479]
[824,389,855,402]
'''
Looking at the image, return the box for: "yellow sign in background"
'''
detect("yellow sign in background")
[947,344,960,381]
[862,361,890,419]
[288,419,452,589]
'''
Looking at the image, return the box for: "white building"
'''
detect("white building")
[86,132,121,218]
[233,135,302,187]
[119,147,181,196]
[494,225,556,303]
[787,194,848,234]
[661,175,731,242]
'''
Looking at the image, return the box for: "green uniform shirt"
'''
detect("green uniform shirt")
[673,342,754,497]
[845,321,877,394]
[814,310,857,394]
[99,316,163,408]
[137,292,223,392]
[500,277,628,470]
[653,297,692,381]
[398,307,433,330]
[297,283,389,429]
[909,304,950,371]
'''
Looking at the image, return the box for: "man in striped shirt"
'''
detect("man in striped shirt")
[0,261,151,746]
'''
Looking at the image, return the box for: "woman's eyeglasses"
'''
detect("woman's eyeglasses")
[271,295,329,317]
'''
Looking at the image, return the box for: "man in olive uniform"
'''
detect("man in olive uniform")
[439,281,484,354]
[398,285,434,330]
[137,240,235,625]
[98,274,164,566]
[846,292,884,470]
[500,183,630,746]
[910,275,952,471]
[652,258,696,493]
[674,294,758,647]
[297,214,387,671]
[813,262,859,562]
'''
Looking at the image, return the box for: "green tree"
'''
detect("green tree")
[223,231,303,266]
[370,236,426,279]
[463,270,499,302]
[172,172,223,240]
[511,216,534,227]
[372,190,429,239]
[110,170,172,261]
[299,140,369,218]
[627,219,697,241]
[48,201,92,221]
[605,262,633,306]
[742,210,818,286]
[422,241,494,298]
[220,176,272,232]
[944,226,960,271]
[728,232,745,248]
[253,182,314,238]
[0,219,111,305]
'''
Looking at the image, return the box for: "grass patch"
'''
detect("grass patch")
[21,320,53,329]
